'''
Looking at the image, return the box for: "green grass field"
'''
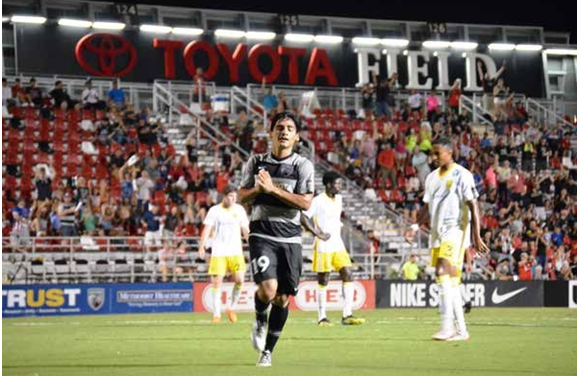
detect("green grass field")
[2,308,577,376]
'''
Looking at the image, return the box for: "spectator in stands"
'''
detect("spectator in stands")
[34,166,54,201]
[261,77,278,117]
[158,240,176,282]
[425,91,439,123]
[496,160,512,205]
[26,78,43,107]
[107,80,126,109]
[142,202,164,251]
[31,201,50,237]
[81,204,96,236]
[360,82,375,120]
[164,206,180,240]
[373,72,397,120]
[402,254,420,280]
[276,91,289,113]
[518,252,533,280]
[405,128,418,154]
[58,192,79,237]
[82,80,104,110]
[193,67,207,104]
[11,198,31,251]
[136,170,155,211]
[492,78,509,119]
[49,80,75,110]
[536,138,551,173]
[448,79,462,115]
[2,78,13,107]
[11,78,28,105]
[403,184,418,223]
[407,90,422,119]
[365,229,380,264]
[377,143,397,189]
[411,146,430,187]
[478,60,506,114]
[361,133,376,172]
[495,259,513,280]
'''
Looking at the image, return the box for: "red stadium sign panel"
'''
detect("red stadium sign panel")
[194,280,375,313]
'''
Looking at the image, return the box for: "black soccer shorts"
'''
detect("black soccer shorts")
[248,236,303,296]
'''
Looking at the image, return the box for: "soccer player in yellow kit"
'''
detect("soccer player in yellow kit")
[301,171,365,326]
[407,138,489,341]
[198,185,249,323]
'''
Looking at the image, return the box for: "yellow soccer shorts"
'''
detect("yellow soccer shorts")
[430,237,467,280]
[312,250,352,273]
[208,255,247,276]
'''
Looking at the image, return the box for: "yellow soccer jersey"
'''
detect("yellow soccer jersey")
[423,163,478,248]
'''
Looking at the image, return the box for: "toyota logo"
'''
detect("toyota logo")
[75,33,137,77]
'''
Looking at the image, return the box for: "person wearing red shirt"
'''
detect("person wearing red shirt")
[518,252,533,280]
[448,79,462,114]
[377,143,397,189]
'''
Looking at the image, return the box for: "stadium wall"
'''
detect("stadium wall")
[14,25,544,96]
[2,281,574,318]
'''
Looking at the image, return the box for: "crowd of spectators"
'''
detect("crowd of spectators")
[2,78,247,255]
[2,73,577,282]
[308,71,577,281]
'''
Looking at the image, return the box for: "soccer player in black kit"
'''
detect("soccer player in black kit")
[239,112,314,367]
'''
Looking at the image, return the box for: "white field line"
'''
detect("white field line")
[9,316,575,327]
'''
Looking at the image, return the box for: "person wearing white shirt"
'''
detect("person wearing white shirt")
[198,185,249,324]
[408,90,423,112]
[82,80,103,110]
[301,171,365,326]
[406,138,489,342]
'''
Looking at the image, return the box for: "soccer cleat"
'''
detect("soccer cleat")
[341,315,365,325]
[251,320,267,352]
[226,308,238,323]
[212,316,221,323]
[447,332,470,341]
[318,318,333,326]
[463,301,472,314]
[256,350,272,367]
[432,330,456,341]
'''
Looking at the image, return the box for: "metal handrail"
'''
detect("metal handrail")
[230,85,268,130]
[153,81,251,159]
[526,97,576,130]
[459,94,493,127]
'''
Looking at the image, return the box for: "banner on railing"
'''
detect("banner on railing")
[193,280,375,313]
[2,282,194,318]
[375,280,544,308]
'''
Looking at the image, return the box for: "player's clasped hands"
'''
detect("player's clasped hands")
[257,169,275,193]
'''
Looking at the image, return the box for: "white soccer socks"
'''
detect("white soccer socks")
[317,284,327,321]
[433,275,455,339]
[211,286,221,318]
[451,281,468,336]
[342,282,354,318]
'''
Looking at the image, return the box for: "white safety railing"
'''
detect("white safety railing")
[526,98,576,131]
[1,235,422,283]
[459,94,493,128]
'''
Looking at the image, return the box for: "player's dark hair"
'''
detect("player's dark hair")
[222,185,237,196]
[322,171,341,186]
[433,137,453,150]
[270,111,301,132]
